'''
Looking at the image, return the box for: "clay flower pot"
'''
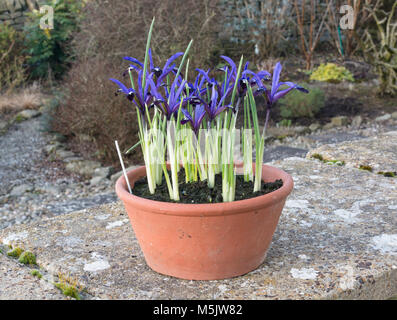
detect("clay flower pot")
[115,164,293,280]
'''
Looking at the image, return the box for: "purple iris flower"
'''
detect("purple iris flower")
[265,62,309,108]
[148,49,184,85]
[238,62,270,98]
[109,78,135,101]
[181,104,206,134]
[219,56,270,99]
[110,68,154,114]
[261,62,309,135]
[195,68,217,88]
[124,50,183,87]
[197,57,236,99]
[199,85,231,121]
[184,71,211,106]
[149,76,187,120]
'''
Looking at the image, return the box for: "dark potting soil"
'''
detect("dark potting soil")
[132,170,283,204]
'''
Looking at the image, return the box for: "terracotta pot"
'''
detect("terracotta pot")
[115,164,293,280]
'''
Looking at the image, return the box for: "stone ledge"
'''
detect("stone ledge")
[1,157,396,300]
[306,131,397,173]
[0,254,66,300]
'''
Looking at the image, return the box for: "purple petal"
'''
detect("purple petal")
[242,69,264,89]
[257,70,271,80]
[181,108,193,122]
[194,104,206,129]
[214,104,231,117]
[271,62,282,97]
[203,101,212,118]
[210,86,219,115]
[279,82,309,93]
[163,52,184,72]
[109,78,129,95]
[196,68,214,85]
[175,80,187,102]
[148,48,154,71]
[272,87,294,102]
[217,86,233,108]
[123,57,144,68]
[156,65,175,86]
[254,86,267,97]
[148,77,163,101]
[220,55,237,73]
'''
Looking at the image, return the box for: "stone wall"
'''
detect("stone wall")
[0,0,42,30]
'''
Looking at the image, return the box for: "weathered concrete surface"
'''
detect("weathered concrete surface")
[307,131,397,173]
[0,254,66,300]
[304,132,365,145]
[263,146,308,163]
[1,156,396,300]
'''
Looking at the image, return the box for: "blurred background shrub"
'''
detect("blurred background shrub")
[51,57,143,165]
[0,22,27,92]
[220,0,296,62]
[23,0,83,79]
[279,86,325,119]
[51,0,223,165]
[70,0,222,73]
[361,1,396,96]
[310,63,355,83]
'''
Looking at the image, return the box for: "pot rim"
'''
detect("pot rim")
[115,164,294,217]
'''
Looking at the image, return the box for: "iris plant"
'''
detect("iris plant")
[111,17,308,202]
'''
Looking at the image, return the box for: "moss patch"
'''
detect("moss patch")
[18,251,37,265]
[54,272,83,300]
[310,154,345,166]
[13,114,26,123]
[325,160,345,166]
[378,171,396,178]
[30,270,42,279]
[311,153,324,161]
[55,282,81,300]
[359,165,373,172]
[7,247,24,258]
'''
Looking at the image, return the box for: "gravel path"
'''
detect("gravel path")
[0,117,116,229]
[0,113,396,230]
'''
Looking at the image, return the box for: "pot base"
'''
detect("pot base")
[145,252,268,280]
